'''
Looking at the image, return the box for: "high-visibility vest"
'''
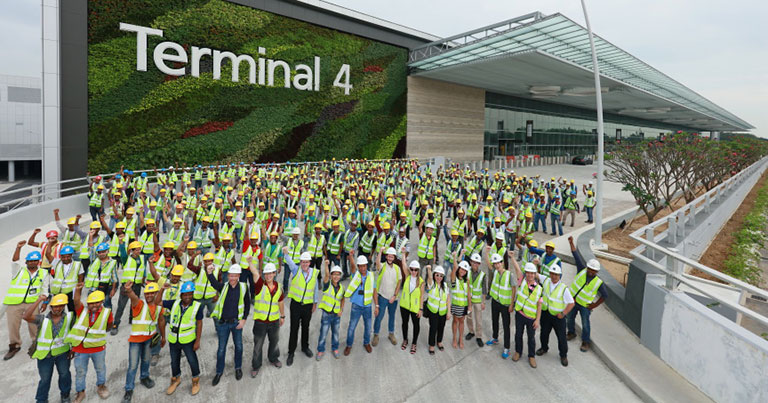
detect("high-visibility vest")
[564,197,576,210]
[549,202,561,215]
[417,235,436,259]
[452,278,468,307]
[129,302,161,338]
[328,232,342,255]
[66,308,110,349]
[283,218,297,235]
[570,270,604,308]
[252,282,282,321]
[161,278,181,316]
[360,232,375,253]
[287,239,304,261]
[469,270,485,304]
[344,271,375,306]
[194,265,218,300]
[211,283,246,320]
[50,261,82,294]
[125,216,138,240]
[263,243,281,265]
[585,196,596,208]
[89,192,103,208]
[541,255,561,277]
[108,235,124,258]
[167,228,184,246]
[121,256,145,284]
[535,201,547,214]
[318,283,344,314]
[491,244,507,262]
[542,278,568,315]
[240,246,259,269]
[62,229,82,249]
[451,218,467,238]
[400,276,424,313]
[307,235,324,258]
[32,312,73,360]
[514,281,542,319]
[84,259,117,288]
[167,300,200,344]
[195,227,213,249]
[3,268,44,304]
[375,232,393,252]
[78,233,105,260]
[443,241,462,264]
[376,263,401,293]
[489,270,513,305]
[287,268,319,304]
[426,283,448,315]
[214,247,236,270]
[343,230,358,252]
[463,236,483,258]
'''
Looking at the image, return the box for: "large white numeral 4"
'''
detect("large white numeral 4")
[333,64,352,95]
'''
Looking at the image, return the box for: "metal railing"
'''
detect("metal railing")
[628,156,768,328]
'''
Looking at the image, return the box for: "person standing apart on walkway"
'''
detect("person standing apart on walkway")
[372,247,401,347]
[207,263,249,385]
[464,253,485,347]
[485,251,515,360]
[534,263,574,367]
[510,258,542,368]
[424,265,451,355]
[316,262,345,360]
[121,281,164,402]
[282,249,319,366]
[66,284,112,402]
[24,293,73,403]
[4,243,49,360]
[163,281,203,396]
[449,257,471,349]
[248,262,285,377]
[566,236,607,352]
[343,255,378,355]
[398,260,424,354]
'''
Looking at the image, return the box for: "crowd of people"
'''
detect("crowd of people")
[3,159,606,403]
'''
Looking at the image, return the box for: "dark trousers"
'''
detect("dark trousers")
[310,257,323,282]
[540,311,568,357]
[95,282,113,310]
[113,283,142,327]
[400,307,420,344]
[491,299,511,349]
[288,300,313,354]
[36,353,71,403]
[169,342,200,378]
[514,311,536,358]
[252,321,280,370]
[89,206,102,223]
[427,312,446,347]
[239,271,253,304]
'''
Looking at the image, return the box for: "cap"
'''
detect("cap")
[524,263,538,273]
[263,263,277,274]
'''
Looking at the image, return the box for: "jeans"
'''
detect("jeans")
[491,299,511,349]
[114,283,143,327]
[288,300,313,354]
[36,353,71,403]
[282,263,291,293]
[400,307,420,344]
[550,214,563,236]
[586,207,594,222]
[215,321,243,374]
[567,304,592,342]
[504,230,516,250]
[88,206,102,223]
[373,294,398,335]
[346,304,372,346]
[233,228,242,250]
[540,311,568,357]
[428,312,446,347]
[339,251,349,276]
[125,339,151,391]
[169,342,200,378]
[317,310,341,353]
[252,321,280,370]
[514,311,536,358]
[534,213,547,232]
[74,350,106,392]
[92,283,113,310]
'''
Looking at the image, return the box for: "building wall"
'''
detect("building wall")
[406,76,485,161]
[0,75,42,161]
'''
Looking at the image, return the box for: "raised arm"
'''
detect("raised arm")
[27,228,41,248]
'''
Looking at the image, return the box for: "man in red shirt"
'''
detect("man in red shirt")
[68,283,113,403]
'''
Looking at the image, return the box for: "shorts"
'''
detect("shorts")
[451,305,467,317]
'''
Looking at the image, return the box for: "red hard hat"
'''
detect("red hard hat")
[46,230,59,238]
[94,176,102,181]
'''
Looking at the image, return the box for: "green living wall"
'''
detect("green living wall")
[87,0,407,173]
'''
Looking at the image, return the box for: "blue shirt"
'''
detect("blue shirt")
[283,254,320,304]
[572,249,608,300]
[350,272,376,307]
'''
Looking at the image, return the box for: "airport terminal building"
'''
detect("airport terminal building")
[28,0,752,184]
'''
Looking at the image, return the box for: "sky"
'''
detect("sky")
[1,0,764,136]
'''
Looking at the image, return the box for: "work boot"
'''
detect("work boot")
[121,390,133,403]
[364,344,372,353]
[580,341,590,352]
[476,338,483,348]
[97,384,110,399]
[511,352,521,362]
[73,391,85,403]
[191,377,200,396]
[3,344,20,360]
[212,373,221,386]
[388,333,397,345]
[465,332,474,341]
[372,334,379,347]
[140,377,155,389]
[535,348,547,356]
[302,347,313,358]
[561,357,569,367]
[344,346,352,356]
[286,353,294,366]
[166,377,181,395]
[529,357,537,368]
[566,332,577,341]
[235,369,243,380]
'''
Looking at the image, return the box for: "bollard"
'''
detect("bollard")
[667,215,677,244]
[645,227,655,260]
[665,247,681,290]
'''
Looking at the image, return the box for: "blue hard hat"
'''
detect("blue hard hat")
[25,251,42,261]
[141,172,147,178]
[180,281,196,293]
[96,242,110,252]
[115,174,122,179]
[60,246,75,255]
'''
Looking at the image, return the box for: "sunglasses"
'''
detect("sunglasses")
[435,274,444,277]
[410,269,419,272]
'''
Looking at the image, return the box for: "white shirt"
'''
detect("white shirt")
[538,274,574,305]
[378,264,398,299]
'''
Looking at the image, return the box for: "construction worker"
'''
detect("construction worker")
[163,281,203,396]
[562,190,579,227]
[282,249,319,366]
[535,263,575,367]
[341,219,359,279]
[28,228,62,271]
[510,259,543,368]
[533,193,548,233]
[53,209,85,251]
[549,195,563,236]
[327,220,344,269]
[316,262,345,360]
[584,191,596,223]
[566,236,607,352]
[450,257,471,350]
[398,260,424,354]
[83,242,118,309]
[112,241,144,336]
[465,253,485,347]
[248,262,285,377]
[343,255,378,355]
[192,252,218,319]
[67,284,113,402]
[285,227,305,289]
[5,242,49,360]
[24,293,73,403]
[122,281,164,402]
[485,252,515,360]
[207,263,249,385]
[49,246,85,312]
[372,247,401,347]
[307,224,326,276]
[424,265,451,355]
[416,223,437,269]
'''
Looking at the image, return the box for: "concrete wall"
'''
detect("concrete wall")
[0,194,87,245]
[406,76,485,161]
[642,276,768,403]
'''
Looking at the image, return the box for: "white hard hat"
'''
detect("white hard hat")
[587,259,601,271]
[263,263,277,274]
[549,265,562,275]
[490,253,503,264]
[495,232,504,240]
[385,247,397,256]
[458,261,470,271]
[300,252,312,261]
[425,223,435,230]
[330,265,342,274]
[524,263,538,273]
[433,266,446,276]
[589,181,593,185]
[356,255,368,266]
[228,264,242,274]
[409,260,421,269]
[470,253,482,263]
[291,227,301,235]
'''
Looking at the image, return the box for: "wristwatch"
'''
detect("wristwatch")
[280,315,285,319]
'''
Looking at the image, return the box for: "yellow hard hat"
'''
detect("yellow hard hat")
[172,217,182,223]
[427,209,434,214]
[115,221,127,229]
[382,222,391,230]
[50,293,68,306]
[332,220,340,227]
[525,212,533,218]
[483,207,491,212]
[314,223,323,229]
[270,231,279,237]
[171,265,185,276]
[144,282,160,293]
[86,291,105,303]
[187,241,198,249]
[202,216,211,223]
[545,241,556,249]
[246,211,255,218]
[450,229,459,236]
[128,241,142,250]
[529,240,538,248]
[67,217,76,225]
[203,252,215,261]
[145,218,155,225]
[126,207,135,215]
[323,205,330,211]
[149,201,157,207]
[90,221,101,229]
[221,233,232,241]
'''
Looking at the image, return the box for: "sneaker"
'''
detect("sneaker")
[501,349,510,359]
[121,390,133,403]
[316,352,324,361]
[485,338,498,346]
[476,338,484,348]
[332,350,340,359]
[465,332,474,341]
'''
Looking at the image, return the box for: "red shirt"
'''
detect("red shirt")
[128,301,162,343]
[72,306,114,354]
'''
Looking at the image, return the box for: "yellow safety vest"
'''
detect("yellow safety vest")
[318,283,344,314]
[167,300,200,344]
[427,283,449,316]
[514,281,542,319]
[3,268,44,304]
[129,302,160,338]
[211,283,246,320]
[287,268,319,304]
[32,312,73,360]
[400,276,424,313]
[253,282,282,321]
[66,308,111,349]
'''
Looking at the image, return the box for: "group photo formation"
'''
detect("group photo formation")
[0,0,765,402]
